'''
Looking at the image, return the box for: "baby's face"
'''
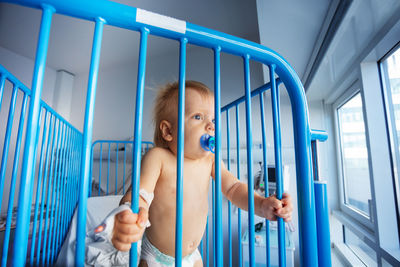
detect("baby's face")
[170,88,215,159]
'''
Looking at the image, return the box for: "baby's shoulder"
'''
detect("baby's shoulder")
[143,146,173,161]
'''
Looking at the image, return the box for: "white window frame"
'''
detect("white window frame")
[333,80,375,230]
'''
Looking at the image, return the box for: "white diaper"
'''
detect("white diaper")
[140,234,201,267]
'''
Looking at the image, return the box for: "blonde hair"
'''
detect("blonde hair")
[153,80,213,147]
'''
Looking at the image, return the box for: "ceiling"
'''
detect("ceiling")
[0,0,333,90]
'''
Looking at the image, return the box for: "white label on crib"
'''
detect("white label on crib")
[136,8,186,34]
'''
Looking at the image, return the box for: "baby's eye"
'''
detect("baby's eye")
[212,119,215,124]
[194,114,202,120]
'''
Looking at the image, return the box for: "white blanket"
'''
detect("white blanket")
[55,195,128,266]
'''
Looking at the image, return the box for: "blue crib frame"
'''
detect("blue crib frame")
[0,0,331,266]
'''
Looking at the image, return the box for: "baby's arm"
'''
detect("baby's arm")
[112,148,163,251]
[216,161,293,222]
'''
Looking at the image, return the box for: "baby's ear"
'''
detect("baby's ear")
[160,120,173,142]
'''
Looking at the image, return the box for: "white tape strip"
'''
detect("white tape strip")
[136,8,186,34]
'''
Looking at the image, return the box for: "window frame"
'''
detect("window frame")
[378,42,400,226]
[333,80,375,230]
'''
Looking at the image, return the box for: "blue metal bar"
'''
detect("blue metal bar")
[243,55,255,267]
[76,17,105,266]
[42,118,61,266]
[1,93,28,266]
[115,143,118,195]
[89,139,94,197]
[310,129,328,142]
[107,143,111,194]
[175,37,187,267]
[50,124,68,264]
[98,143,103,196]
[46,122,65,265]
[130,27,149,267]
[0,74,5,109]
[29,108,48,266]
[314,181,332,267]
[206,217,209,267]
[36,115,56,266]
[0,83,18,213]
[269,64,287,266]
[51,126,71,263]
[259,92,271,267]
[212,179,215,267]
[123,143,126,194]
[225,110,232,267]
[235,104,242,267]
[221,79,282,112]
[13,6,54,265]
[56,128,72,258]
[214,46,223,267]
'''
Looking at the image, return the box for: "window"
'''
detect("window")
[336,89,372,219]
[380,44,400,216]
[344,227,377,266]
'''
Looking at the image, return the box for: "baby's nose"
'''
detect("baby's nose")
[206,121,215,132]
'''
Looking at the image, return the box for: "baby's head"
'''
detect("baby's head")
[153,80,213,148]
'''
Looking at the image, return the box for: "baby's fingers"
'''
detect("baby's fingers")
[116,209,137,224]
[137,207,149,228]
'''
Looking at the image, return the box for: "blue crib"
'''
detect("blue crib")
[0,0,331,266]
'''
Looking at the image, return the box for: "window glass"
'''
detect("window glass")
[344,227,377,266]
[381,46,400,200]
[337,92,372,216]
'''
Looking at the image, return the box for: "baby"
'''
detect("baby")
[112,81,293,266]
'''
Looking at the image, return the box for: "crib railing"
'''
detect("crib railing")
[0,64,83,265]
[89,140,153,197]
[1,0,327,266]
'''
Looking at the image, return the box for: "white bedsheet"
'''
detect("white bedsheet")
[55,195,123,266]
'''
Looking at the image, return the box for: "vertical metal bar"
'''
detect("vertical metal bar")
[42,118,61,266]
[269,64,286,266]
[206,217,209,267]
[56,128,72,257]
[76,18,105,266]
[30,110,53,266]
[123,143,126,194]
[49,124,67,264]
[243,55,255,267]
[46,122,65,265]
[0,84,19,212]
[130,27,149,267]
[29,108,48,266]
[314,181,332,267]
[0,74,5,109]
[115,143,118,194]
[235,104,242,267]
[51,126,70,263]
[98,143,103,196]
[259,92,271,267]
[36,116,56,266]
[212,180,216,267]
[175,37,187,267]
[89,142,94,197]
[107,143,111,195]
[1,93,28,266]
[226,110,232,267]
[13,6,54,265]
[214,46,223,267]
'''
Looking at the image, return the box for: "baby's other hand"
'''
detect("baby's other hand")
[112,207,148,251]
[259,193,293,222]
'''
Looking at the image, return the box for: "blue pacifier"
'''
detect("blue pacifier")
[200,134,215,154]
